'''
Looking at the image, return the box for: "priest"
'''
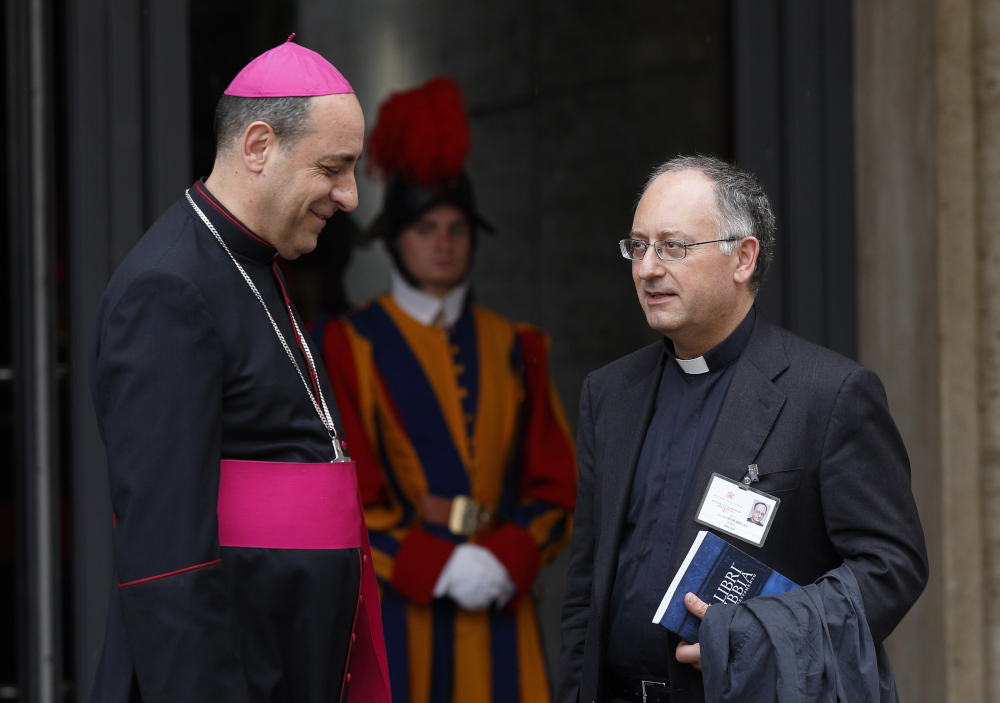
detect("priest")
[88,38,390,703]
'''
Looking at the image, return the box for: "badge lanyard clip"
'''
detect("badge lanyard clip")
[740,464,760,490]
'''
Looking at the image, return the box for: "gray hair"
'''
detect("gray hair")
[642,155,776,295]
[214,94,315,157]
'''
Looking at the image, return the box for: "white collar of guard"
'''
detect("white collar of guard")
[390,269,470,328]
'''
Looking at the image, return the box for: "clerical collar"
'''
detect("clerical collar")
[391,269,470,327]
[664,306,756,375]
[187,180,277,265]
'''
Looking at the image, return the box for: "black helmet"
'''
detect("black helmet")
[365,76,494,285]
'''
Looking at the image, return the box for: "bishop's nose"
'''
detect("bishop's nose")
[331,175,359,212]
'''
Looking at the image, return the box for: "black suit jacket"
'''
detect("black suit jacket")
[556,316,928,703]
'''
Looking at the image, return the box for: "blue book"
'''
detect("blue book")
[652,530,798,643]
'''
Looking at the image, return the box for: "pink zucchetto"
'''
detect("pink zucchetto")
[224,34,354,98]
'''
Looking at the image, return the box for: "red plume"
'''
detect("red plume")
[366,76,471,188]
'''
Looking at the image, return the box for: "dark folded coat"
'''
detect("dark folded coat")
[700,564,898,703]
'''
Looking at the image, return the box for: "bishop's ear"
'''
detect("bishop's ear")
[733,236,760,286]
[241,121,276,174]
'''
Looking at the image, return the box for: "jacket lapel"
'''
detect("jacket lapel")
[670,317,789,571]
[594,343,666,610]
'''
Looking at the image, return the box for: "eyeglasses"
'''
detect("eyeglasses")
[619,237,737,261]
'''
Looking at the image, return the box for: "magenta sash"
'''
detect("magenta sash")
[218,459,391,703]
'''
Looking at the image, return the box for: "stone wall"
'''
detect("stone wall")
[296,0,731,426]
[856,0,1000,700]
[981,2,1000,698]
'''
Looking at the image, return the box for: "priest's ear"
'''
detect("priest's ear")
[241,121,277,173]
[732,236,760,287]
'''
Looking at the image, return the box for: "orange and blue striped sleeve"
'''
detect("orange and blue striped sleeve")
[481,326,577,598]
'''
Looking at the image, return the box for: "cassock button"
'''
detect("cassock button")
[359,593,363,604]
[351,633,356,643]
[363,553,367,563]
[346,674,351,682]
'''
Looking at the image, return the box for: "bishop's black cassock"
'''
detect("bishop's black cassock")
[89,181,384,703]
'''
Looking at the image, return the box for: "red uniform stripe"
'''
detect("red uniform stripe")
[516,329,578,511]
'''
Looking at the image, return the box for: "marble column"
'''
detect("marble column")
[856,0,999,700]
[978,1,1000,700]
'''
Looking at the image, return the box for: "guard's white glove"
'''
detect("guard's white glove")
[433,543,517,611]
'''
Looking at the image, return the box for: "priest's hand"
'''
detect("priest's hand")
[675,592,709,671]
[433,543,517,611]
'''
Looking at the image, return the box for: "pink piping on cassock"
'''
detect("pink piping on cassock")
[338,549,363,703]
[118,559,222,588]
[272,265,324,408]
[194,181,274,250]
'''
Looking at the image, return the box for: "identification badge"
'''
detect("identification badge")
[695,473,780,548]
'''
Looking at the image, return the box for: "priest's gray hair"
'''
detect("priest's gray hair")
[214,94,314,156]
[641,155,776,295]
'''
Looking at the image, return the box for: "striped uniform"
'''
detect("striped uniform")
[315,294,577,703]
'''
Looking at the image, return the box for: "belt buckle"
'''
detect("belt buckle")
[448,495,490,536]
[641,680,667,703]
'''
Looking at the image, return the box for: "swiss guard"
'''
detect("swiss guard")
[314,77,578,703]
[88,38,390,703]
